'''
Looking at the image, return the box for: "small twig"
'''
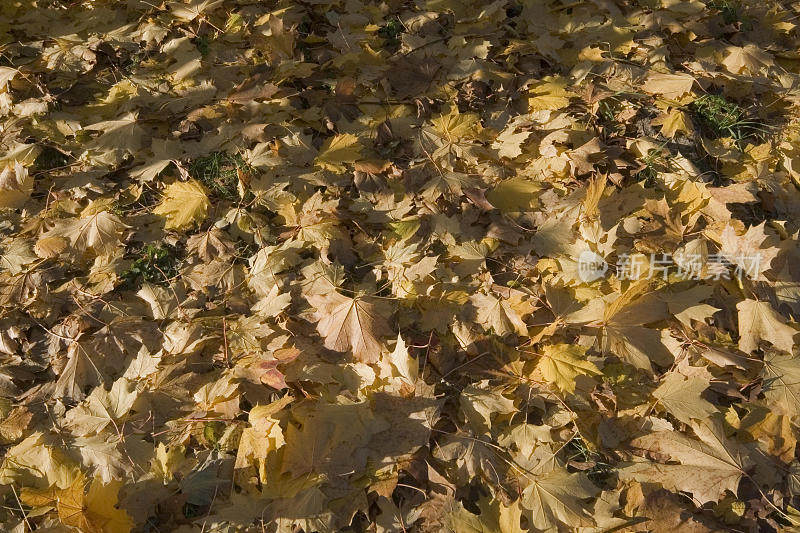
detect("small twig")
[9,484,32,531]
[222,316,230,368]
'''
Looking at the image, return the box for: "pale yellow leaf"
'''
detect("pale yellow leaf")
[520,468,599,530]
[651,108,693,138]
[153,179,211,229]
[621,417,751,504]
[537,344,601,394]
[652,372,716,424]
[309,291,393,363]
[737,299,796,354]
[314,133,363,173]
[641,72,695,99]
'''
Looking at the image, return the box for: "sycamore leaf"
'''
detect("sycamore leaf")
[309,291,393,363]
[471,291,530,336]
[761,351,800,418]
[528,77,572,111]
[599,281,672,372]
[642,72,695,99]
[85,112,145,153]
[34,236,68,259]
[445,500,494,533]
[388,333,418,384]
[651,108,693,138]
[533,216,576,256]
[153,179,211,229]
[520,468,599,530]
[169,0,223,21]
[280,399,389,479]
[722,44,773,74]
[652,372,716,424]
[486,178,540,212]
[314,133,363,173]
[129,138,183,182]
[65,378,138,436]
[0,406,32,444]
[73,435,133,484]
[235,395,290,482]
[621,417,750,504]
[460,381,516,435]
[536,344,601,394]
[152,443,184,483]
[0,161,33,208]
[492,129,531,159]
[186,228,235,262]
[0,433,68,487]
[448,498,525,533]
[48,210,128,254]
[737,299,796,354]
[1,238,37,273]
[70,475,134,533]
[719,223,779,279]
[22,471,133,533]
[430,109,482,141]
[0,67,18,87]
[493,499,525,533]
[661,285,719,327]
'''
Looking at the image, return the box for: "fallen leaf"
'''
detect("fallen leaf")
[153,179,211,229]
[737,299,796,354]
[536,343,601,394]
[309,291,393,363]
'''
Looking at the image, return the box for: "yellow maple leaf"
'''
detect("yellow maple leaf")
[722,44,773,74]
[487,178,540,212]
[470,291,532,336]
[528,77,573,111]
[235,395,291,483]
[520,467,599,529]
[314,133,363,173]
[642,72,695,99]
[308,291,394,363]
[430,109,483,141]
[536,344,601,394]
[153,179,210,230]
[651,108,693,138]
[49,210,128,254]
[22,471,133,533]
[737,299,796,354]
[152,442,184,483]
[85,112,145,154]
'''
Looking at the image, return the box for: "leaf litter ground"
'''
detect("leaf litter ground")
[1,0,800,532]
